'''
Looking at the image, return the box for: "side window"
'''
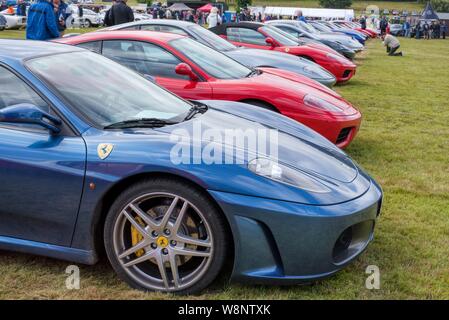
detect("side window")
[102,40,189,80]
[227,27,268,46]
[76,41,101,53]
[120,26,140,30]
[0,66,50,130]
[140,25,188,36]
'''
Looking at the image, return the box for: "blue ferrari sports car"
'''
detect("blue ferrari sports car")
[0,40,382,294]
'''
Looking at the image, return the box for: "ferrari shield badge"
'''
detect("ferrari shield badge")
[97,143,114,160]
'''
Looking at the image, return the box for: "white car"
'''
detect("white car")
[68,6,102,27]
[0,10,27,29]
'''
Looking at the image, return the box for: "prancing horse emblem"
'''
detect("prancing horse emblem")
[97,143,114,160]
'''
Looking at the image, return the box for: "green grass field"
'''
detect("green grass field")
[0,30,448,299]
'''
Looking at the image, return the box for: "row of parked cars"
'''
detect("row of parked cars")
[62,19,376,148]
[0,19,382,295]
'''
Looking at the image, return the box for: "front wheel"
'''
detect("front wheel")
[104,178,229,294]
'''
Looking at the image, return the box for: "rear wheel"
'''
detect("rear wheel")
[104,178,229,294]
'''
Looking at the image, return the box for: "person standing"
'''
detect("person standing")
[360,15,366,30]
[296,10,306,23]
[423,22,430,39]
[415,22,421,39]
[383,34,403,56]
[207,7,221,28]
[441,21,447,39]
[165,9,172,19]
[26,0,59,40]
[53,0,70,35]
[380,16,387,35]
[16,0,27,16]
[403,20,411,37]
[104,0,134,26]
[434,21,440,39]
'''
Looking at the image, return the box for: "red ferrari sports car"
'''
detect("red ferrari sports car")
[57,31,361,148]
[209,22,357,83]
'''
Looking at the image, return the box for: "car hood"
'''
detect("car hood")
[258,67,341,99]
[226,47,335,81]
[154,100,370,204]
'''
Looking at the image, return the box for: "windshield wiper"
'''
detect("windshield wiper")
[104,118,178,129]
[184,103,209,121]
[246,68,260,78]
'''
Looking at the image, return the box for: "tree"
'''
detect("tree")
[319,0,353,9]
[236,0,252,13]
[431,0,449,12]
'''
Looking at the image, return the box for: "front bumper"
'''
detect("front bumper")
[286,110,362,149]
[209,180,382,285]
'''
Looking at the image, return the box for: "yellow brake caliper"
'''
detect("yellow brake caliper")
[131,216,145,257]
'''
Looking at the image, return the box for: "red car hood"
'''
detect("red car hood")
[244,70,358,116]
[259,67,342,99]
[304,42,345,57]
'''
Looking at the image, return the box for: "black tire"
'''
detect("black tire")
[104,178,229,295]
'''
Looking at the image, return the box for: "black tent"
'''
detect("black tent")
[421,2,439,20]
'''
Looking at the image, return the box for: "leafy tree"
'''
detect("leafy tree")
[237,0,252,13]
[319,0,353,9]
[431,0,449,12]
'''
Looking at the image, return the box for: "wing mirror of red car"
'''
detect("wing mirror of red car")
[175,63,198,81]
[265,37,276,48]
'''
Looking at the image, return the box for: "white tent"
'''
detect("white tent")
[263,7,355,21]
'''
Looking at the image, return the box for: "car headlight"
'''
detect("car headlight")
[304,94,343,113]
[248,158,330,193]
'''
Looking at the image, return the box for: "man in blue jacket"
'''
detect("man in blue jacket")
[26,0,60,40]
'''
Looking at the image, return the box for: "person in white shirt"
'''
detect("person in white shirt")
[207,7,221,29]
[382,34,403,56]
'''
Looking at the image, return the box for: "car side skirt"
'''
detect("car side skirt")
[0,236,98,265]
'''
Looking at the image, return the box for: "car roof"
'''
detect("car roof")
[101,19,196,31]
[57,30,185,45]
[0,39,82,61]
[210,22,265,35]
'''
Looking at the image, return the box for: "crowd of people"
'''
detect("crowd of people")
[363,15,448,40]
[410,20,448,39]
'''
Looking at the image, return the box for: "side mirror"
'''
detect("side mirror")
[175,63,198,81]
[0,104,62,134]
[265,37,276,48]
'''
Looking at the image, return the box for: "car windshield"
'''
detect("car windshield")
[312,22,333,32]
[260,26,299,46]
[299,21,320,34]
[26,51,192,128]
[188,25,237,52]
[170,37,251,79]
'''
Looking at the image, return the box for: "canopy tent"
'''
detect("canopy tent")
[421,2,439,20]
[263,7,354,21]
[197,3,213,13]
[167,3,192,12]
